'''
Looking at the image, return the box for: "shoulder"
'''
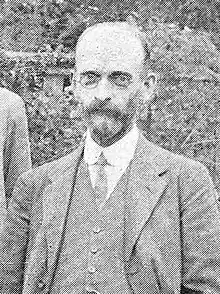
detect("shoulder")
[142,139,217,203]
[0,88,25,121]
[19,143,83,188]
[141,135,208,178]
[0,87,24,107]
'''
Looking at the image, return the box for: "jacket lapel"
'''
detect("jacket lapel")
[41,133,170,273]
[42,141,84,275]
[125,134,170,261]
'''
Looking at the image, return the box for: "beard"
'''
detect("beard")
[83,98,137,144]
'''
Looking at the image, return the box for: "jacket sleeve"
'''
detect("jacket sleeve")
[0,171,34,294]
[3,96,32,207]
[180,161,220,294]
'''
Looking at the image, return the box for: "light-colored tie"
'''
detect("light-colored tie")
[94,152,108,209]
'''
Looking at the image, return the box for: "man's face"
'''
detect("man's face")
[74,24,146,145]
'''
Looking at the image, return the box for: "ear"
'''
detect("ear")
[141,72,157,103]
[70,67,77,90]
[70,67,83,105]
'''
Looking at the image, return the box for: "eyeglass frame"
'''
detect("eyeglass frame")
[71,70,134,89]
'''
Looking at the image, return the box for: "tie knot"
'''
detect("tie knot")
[96,152,108,166]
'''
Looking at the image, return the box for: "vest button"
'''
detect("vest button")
[88,266,96,273]
[85,285,101,294]
[90,247,98,254]
[37,280,45,289]
[93,226,101,234]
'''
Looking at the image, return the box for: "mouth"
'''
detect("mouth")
[87,107,122,120]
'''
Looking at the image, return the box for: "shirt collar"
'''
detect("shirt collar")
[84,124,139,167]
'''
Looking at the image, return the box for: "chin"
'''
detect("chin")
[90,117,123,139]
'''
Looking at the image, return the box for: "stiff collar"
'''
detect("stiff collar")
[84,125,139,167]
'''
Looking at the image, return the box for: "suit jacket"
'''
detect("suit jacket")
[0,88,31,228]
[0,133,220,294]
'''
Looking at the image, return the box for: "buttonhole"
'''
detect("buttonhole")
[158,170,168,177]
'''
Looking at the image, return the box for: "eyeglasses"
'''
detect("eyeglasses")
[73,72,133,89]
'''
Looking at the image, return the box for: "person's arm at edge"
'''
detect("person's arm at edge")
[0,169,36,294]
[3,95,32,207]
[180,161,220,293]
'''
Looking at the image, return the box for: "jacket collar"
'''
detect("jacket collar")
[124,133,170,261]
[43,132,170,272]
[47,139,85,183]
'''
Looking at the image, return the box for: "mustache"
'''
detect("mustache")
[85,102,124,119]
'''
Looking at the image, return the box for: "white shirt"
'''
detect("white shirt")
[84,125,139,199]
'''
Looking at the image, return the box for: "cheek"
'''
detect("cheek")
[75,85,141,109]
[75,87,94,105]
[109,89,135,107]
[115,89,140,110]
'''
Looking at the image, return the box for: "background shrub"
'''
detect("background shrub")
[0,0,219,192]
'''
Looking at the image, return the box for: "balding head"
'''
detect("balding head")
[75,22,149,77]
[73,21,155,147]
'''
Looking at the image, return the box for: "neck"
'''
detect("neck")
[89,123,134,147]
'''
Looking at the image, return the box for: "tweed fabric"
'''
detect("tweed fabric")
[1,135,220,293]
[50,158,132,293]
[0,88,31,229]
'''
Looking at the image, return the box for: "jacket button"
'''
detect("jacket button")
[85,285,101,294]
[90,247,98,254]
[93,226,101,234]
[88,266,96,273]
[37,280,45,289]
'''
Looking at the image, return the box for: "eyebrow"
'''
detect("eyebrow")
[80,70,101,76]
[80,70,132,78]
[110,71,132,79]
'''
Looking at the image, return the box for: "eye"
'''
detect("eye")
[110,73,132,87]
[80,72,100,87]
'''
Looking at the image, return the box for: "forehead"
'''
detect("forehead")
[75,24,145,74]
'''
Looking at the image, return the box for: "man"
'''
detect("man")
[0,88,31,229]
[1,22,220,294]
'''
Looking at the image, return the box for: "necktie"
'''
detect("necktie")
[94,152,108,209]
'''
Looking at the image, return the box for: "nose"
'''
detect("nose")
[94,77,112,102]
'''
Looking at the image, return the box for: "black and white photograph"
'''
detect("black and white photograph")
[0,1,219,293]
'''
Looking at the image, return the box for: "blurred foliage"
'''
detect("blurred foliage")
[0,48,80,167]
[0,0,219,191]
[0,0,219,50]
[26,91,85,166]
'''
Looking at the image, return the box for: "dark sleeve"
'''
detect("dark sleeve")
[180,162,220,294]
[0,172,34,294]
[3,97,32,207]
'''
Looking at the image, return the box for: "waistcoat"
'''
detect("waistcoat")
[50,158,133,294]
